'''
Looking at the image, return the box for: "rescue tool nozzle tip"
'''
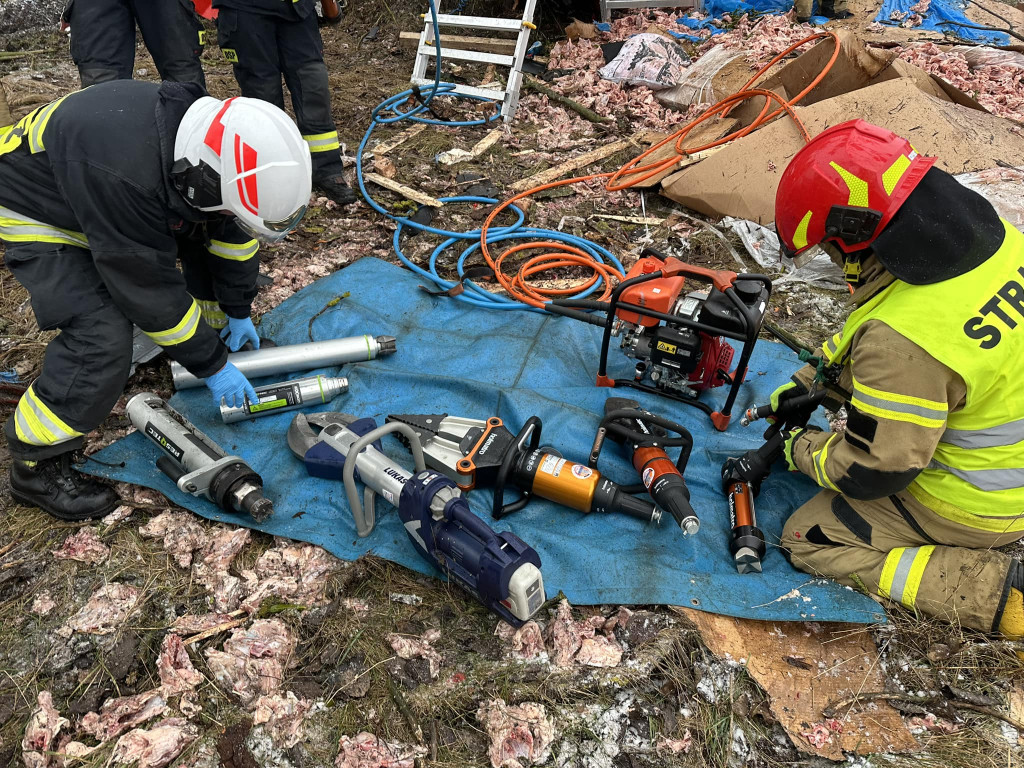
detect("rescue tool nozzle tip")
[734,547,763,574]
[375,335,398,355]
[681,517,700,536]
[247,497,275,522]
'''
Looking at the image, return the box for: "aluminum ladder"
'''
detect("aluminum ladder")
[409,0,538,123]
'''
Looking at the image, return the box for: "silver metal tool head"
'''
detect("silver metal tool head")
[286,412,358,458]
[734,547,763,574]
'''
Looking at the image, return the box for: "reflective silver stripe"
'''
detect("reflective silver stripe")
[928,459,1024,492]
[207,239,258,261]
[887,547,918,606]
[14,408,50,446]
[852,386,947,423]
[28,100,60,153]
[144,301,201,346]
[0,206,89,248]
[942,417,1024,449]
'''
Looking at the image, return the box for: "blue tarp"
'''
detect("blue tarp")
[88,257,885,624]
[873,0,1010,44]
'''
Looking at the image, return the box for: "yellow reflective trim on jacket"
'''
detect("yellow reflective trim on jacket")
[0,205,89,248]
[13,384,83,447]
[830,219,1024,531]
[829,162,869,207]
[302,131,341,152]
[882,154,911,196]
[0,95,69,158]
[144,300,201,346]
[850,374,947,429]
[878,545,934,609]
[810,433,840,492]
[196,298,228,330]
[207,238,258,261]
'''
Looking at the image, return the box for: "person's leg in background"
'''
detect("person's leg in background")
[278,12,355,205]
[216,8,286,109]
[64,0,137,86]
[131,0,207,88]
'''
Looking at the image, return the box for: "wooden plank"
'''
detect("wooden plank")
[674,607,919,759]
[399,31,517,55]
[509,136,638,194]
[371,124,426,157]
[591,214,666,225]
[364,173,444,208]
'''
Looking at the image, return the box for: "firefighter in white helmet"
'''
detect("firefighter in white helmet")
[0,80,311,521]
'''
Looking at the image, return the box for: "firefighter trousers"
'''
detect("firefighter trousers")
[781,489,1022,632]
[64,0,206,88]
[216,7,343,176]
[3,241,223,460]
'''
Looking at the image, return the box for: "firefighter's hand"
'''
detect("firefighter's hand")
[782,426,822,471]
[768,380,808,424]
[220,316,260,352]
[206,362,258,409]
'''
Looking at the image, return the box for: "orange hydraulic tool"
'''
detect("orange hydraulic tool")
[546,248,771,431]
[320,0,343,23]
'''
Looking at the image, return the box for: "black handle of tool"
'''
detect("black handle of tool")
[492,417,542,520]
[595,408,694,472]
[157,455,187,484]
[602,483,660,524]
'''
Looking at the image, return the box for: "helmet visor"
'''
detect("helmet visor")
[237,204,307,244]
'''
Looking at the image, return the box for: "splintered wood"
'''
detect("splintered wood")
[675,608,918,759]
[364,173,443,208]
[509,136,638,193]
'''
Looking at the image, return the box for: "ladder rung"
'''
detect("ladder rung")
[417,45,514,66]
[426,14,524,31]
[411,79,506,102]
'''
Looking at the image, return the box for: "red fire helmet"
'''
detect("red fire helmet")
[775,120,936,257]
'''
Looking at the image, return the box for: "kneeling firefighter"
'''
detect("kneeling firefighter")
[771,120,1023,638]
[0,81,312,521]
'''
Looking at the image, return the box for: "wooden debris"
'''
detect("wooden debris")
[398,31,517,56]
[510,136,637,193]
[591,214,666,225]
[674,607,918,759]
[364,173,444,207]
[182,610,248,646]
[371,124,426,157]
[437,128,503,166]
[523,77,611,124]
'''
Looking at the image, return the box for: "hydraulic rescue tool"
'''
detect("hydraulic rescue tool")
[287,412,546,626]
[720,388,828,574]
[545,248,771,431]
[127,393,274,521]
[384,413,661,525]
[219,375,349,423]
[588,397,699,535]
[171,335,397,389]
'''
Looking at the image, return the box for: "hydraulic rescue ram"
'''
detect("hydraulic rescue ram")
[127,393,274,521]
[288,413,546,626]
[171,335,397,389]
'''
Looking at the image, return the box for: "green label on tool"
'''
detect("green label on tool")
[249,398,288,413]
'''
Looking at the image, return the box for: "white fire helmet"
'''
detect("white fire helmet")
[172,96,312,242]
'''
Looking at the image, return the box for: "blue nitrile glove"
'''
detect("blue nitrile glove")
[206,362,258,409]
[220,316,260,352]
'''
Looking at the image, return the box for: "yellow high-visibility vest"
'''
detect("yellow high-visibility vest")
[828,219,1024,532]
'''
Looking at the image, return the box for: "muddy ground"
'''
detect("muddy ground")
[1,2,1023,768]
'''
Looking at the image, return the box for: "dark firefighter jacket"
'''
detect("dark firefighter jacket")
[0,80,260,378]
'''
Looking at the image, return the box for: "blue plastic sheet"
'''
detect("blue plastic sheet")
[873,0,1009,44]
[88,258,885,624]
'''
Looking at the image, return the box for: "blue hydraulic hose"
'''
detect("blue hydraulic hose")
[355,0,625,310]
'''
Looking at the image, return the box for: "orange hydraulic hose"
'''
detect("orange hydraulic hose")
[478,29,841,309]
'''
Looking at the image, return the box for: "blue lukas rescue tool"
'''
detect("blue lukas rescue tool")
[287,412,546,626]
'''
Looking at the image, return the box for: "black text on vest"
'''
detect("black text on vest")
[963,267,1024,349]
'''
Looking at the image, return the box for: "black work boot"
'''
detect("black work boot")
[10,452,119,521]
[313,172,358,206]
